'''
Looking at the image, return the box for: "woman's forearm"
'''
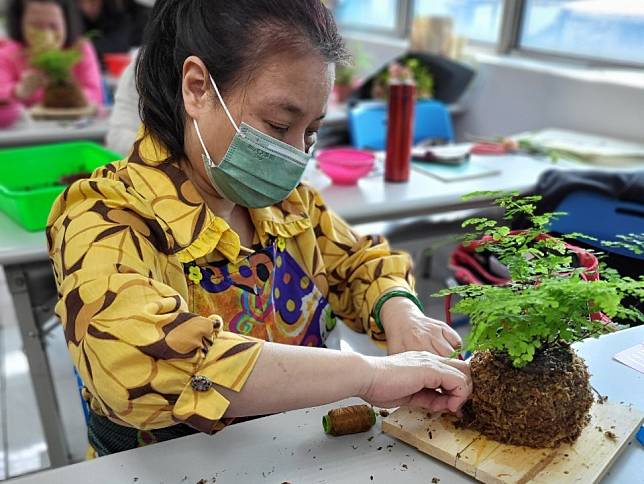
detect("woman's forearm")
[219,343,371,417]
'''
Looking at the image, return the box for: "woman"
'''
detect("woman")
[0,0,103,106]
[47,0,471,456]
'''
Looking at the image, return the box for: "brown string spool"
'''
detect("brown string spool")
[322,404,376,436]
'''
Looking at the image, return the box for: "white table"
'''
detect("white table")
[0,150,635,469]
[0,112,110,148]
[12,326,644,484]
[309,153,553,224]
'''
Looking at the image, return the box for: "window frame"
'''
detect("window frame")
[335,0,413,39]
[334,0,644,69]
[508,0,644,69]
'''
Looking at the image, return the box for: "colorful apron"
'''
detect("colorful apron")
[88,239,337,456]
[186,240,337,347]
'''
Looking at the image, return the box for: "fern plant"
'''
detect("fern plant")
[435,191,644,368]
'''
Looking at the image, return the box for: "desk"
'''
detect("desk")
[0,113,110,148]
[311,153,554,224]
[13,326,644,484]
[0,151,632,469]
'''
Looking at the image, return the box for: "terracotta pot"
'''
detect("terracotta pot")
[333,84,353,103]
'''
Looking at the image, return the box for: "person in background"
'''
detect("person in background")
[0,0,103,106]
[105,57,138,153]
[48,0,470,456]
[77,0,150,60]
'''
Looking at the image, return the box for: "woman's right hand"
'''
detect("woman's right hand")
[361,351,472,414]
[15,70,46,100]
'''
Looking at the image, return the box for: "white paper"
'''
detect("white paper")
[613,343,644,374]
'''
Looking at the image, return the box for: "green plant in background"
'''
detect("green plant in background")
[404,57,434,98]
[335,43,371,87]
[335,64,355,87]
[434,191,644,368]
[31,48,81,84]
[374,56,434,99]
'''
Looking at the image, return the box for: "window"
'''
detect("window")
[334,0,399,32]
[413,0,504,43]
[332,0,644,66]
[520,0,644,65]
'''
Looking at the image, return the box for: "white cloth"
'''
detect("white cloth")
[106,59,142,155]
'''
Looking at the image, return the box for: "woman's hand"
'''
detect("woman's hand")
[361,351,471,413]
[380,296,462,357]
[15,70,46,100]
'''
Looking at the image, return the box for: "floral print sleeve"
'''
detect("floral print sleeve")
[302,186,415,341]
[47,159,262,433]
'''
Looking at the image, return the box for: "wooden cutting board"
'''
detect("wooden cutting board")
[382,402,643,484]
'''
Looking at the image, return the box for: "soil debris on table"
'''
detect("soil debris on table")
[604,431,617,441]
[431,478,440,484]
[379,409,390,417]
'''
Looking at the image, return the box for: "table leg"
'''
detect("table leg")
[4,263,70,468]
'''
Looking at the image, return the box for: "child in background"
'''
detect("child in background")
[0,0,103,107]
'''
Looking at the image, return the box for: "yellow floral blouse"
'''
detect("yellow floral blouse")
[47,132,414,434]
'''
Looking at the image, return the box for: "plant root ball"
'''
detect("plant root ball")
[44,81,87,109]
[461,346,593,448]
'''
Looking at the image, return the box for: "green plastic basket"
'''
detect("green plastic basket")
[0,142,121,231]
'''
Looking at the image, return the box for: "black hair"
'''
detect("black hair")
[7,0,84,48]
[136,0,349,161]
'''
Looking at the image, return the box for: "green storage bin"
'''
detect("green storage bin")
[0,142,121,231]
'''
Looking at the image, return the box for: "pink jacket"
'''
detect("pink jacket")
[0,38,103,106]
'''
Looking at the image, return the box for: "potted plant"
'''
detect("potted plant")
[31,47,88,109]
[435,191,644,448]
[334,43,370,103]
[372,57,434,100]
[334,64,356,103]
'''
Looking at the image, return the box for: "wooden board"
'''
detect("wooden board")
[382,402,643,484]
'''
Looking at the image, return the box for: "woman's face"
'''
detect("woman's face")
[22,2,66,50]
[182,52,335,196]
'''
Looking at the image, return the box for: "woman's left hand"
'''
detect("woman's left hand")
[380,296,462,357]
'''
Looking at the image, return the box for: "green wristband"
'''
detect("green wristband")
[372,290,424,332]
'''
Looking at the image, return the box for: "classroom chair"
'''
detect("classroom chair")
[348,99,454,150]
[548,190,644,260]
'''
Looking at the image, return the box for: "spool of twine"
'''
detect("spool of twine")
[322,404,376,436]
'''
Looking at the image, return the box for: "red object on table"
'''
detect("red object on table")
[470,142,508,155]
[103,53,131,78]
[385,82,415,182]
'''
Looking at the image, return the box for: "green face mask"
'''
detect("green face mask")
[193,75,311,209]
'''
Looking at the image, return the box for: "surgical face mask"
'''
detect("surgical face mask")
[192,75,311,209]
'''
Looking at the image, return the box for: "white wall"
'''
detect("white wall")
[457,56,644,143]
[344,34,644,144]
